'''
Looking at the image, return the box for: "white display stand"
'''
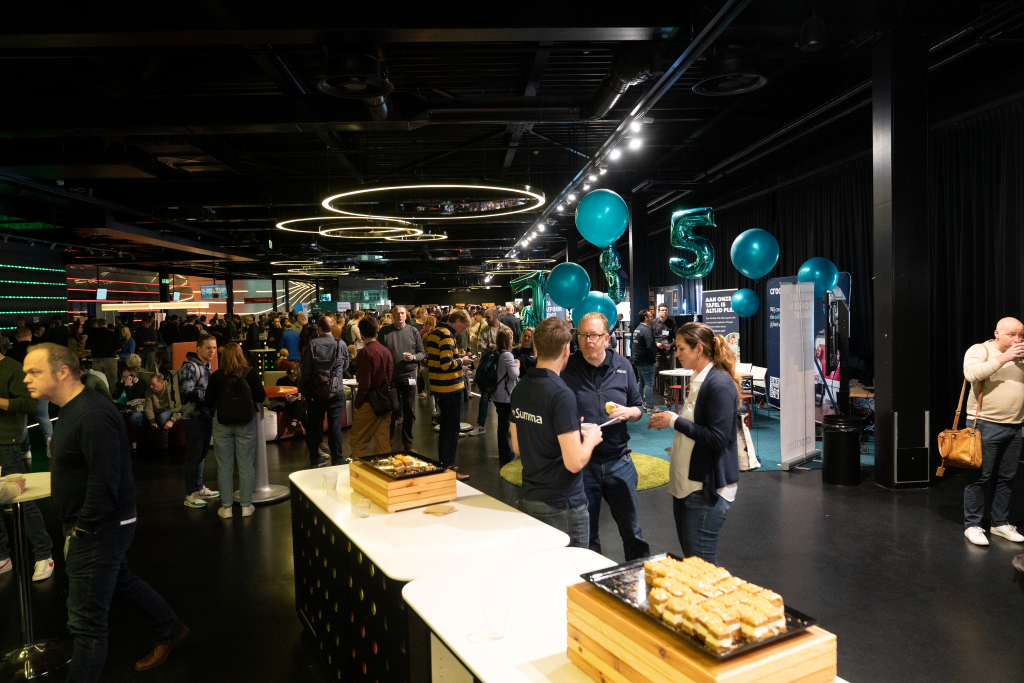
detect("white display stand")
[780,282,820,470]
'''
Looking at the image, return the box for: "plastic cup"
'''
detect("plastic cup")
[323,472,339,491]
[484,605,508,640]
[356,498,371,518]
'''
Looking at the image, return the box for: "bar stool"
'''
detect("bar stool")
[668,385,684,414]
[741,393,754,428]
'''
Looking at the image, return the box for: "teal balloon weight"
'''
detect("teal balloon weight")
[668,207,716,279]
[730,229,779,280]
[731,289,759,318]
[797,257,839,297]
[547,262,591,310]
[572,291,617,328]
[575,189,629,248]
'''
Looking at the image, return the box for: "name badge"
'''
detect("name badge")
[661,330,669,337]
[408,378,417,386]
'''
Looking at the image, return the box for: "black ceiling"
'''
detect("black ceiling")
[0,1,1020,285]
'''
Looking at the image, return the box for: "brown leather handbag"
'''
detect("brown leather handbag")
[936,347,987,476]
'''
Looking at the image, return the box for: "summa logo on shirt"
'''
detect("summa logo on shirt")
[616,369,628,374]
[512,408,543,424]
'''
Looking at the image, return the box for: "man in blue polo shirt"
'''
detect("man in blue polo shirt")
[511,317,603,547]
[563,312,649,560]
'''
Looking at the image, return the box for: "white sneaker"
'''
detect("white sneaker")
[965,526,989,546]
[0,558,11,575]
[217,506,233,518]
[468,425,486,436]
[990,524,1024,542]
[183,493,207,509]
[32,558,54,582]
[195,486,219,498]
[241,505,255,517]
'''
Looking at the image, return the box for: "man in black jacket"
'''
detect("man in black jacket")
[631,310,658,413]
[379,306,426,452]
[23,344,187,679]
[651,304,677,402]
[301,315,351,468]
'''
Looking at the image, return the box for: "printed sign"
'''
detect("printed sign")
[243,297,273,304]
[701,288,740,360]
[544,295,566,321]
[779,282,817,466]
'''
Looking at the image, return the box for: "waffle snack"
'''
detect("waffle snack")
[643,557,787,652]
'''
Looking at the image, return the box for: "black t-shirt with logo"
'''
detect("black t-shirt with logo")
[510,367,584,508]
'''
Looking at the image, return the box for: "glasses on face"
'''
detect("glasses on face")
[575,332,608,343]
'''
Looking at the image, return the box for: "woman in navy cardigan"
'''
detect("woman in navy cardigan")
[648,322,740,565]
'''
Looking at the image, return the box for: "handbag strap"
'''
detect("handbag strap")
[971,344,989,429]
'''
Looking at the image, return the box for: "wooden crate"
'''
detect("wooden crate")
[349,461,457,513]
[566,582,836,683]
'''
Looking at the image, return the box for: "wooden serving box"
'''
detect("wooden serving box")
[567,582,837,683]
[349,460,457,513]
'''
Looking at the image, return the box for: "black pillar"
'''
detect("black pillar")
[565,229,578,263]
[872,31,930,489]
[628,198,650,320]
[225,276,234,317]
[315,280,321,301]
[271,278,278,312]
[284,280,290,312]
[158,268,170,302]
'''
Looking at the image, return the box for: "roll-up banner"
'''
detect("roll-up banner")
[701,288,741,361]
[778,282,818,468]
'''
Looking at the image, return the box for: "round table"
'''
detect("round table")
[659,369,694,413]
[0,472,73,681]
[232,385,296,505]
[343,378,358,388]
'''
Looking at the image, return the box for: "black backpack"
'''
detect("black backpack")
[475,350,500,393]
[216,372,255,424]
[310,341,340,402]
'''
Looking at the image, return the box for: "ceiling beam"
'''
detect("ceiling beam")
[95,216,257,261]
[502,42,551,173]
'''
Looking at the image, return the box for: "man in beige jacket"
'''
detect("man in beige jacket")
[962,317,1024,546]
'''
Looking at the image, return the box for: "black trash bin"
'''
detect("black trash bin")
[821,415,862,486]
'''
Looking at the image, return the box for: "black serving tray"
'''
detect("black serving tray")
[579,553,818,661]
[350,452,450,480]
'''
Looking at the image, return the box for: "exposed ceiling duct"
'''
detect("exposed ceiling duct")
[692,52,768,96]
[317,46,396,122]
[581,43,661,119]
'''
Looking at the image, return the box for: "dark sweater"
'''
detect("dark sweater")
[0,356,36,445]
[51,385,137,532]
[672,366,740,504]
[204,366,266,415]
[631,323,657,366]
[354,339,393,408]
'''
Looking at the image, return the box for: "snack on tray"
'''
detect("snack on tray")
[643,556,787,651]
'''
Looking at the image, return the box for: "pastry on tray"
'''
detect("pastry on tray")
[642,557,787,651]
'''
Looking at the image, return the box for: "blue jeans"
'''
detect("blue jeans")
[435,391,464,468]
[64,521,182,683]
[518,497,590,549]
[583,455,650,560]
[35,398,53,440]
[673,491,731,566]
[0,444,52,562]
[182,417,213,495]
[964,419,1023,528]
[212,415,257,507]
[476,389,492,427]
[305,397,345,467]
[637,364,656,410]
[130,410,171,432]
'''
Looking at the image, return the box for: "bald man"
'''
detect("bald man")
[961,317,1024,546]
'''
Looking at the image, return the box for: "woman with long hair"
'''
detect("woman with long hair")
[492,327,520,466]
[513,326,537,373]
[68,322,87,357]
[648,322,740,566]
[204,342,266,518]
[118,325,136,363]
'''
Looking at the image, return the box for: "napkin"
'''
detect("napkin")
[423,505,456,517]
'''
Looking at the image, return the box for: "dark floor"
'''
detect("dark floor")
[3,395,1024,683]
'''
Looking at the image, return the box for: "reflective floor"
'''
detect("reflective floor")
[2,394,1022,682]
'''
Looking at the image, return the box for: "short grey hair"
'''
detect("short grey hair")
[27,342,80,377]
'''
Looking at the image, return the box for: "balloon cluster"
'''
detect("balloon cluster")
[797,257,839,297]
[728,228,779,318]
[669,207,716,279]
[565,189,629,324]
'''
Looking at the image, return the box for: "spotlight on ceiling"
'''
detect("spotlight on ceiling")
[800,13,827,52]
[568,193,577,201]
[583,184,591,190]
[610,149,622,160]
[630,121,643,132]
[556,204,564,212]
[538,226,545,232]
[628,138,642,149]
[599,168,607,175]
[588,174,597,182]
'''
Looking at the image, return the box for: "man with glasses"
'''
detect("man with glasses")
[562,312,649,559]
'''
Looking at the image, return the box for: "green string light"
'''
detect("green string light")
[0,264,65,273]
[0,279,65,286]
[0,295,65,299]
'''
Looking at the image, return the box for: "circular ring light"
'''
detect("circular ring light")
[484,258,556,266]
[364,276,398,281]
[392,282,425,287]
[322,183,545,221]
[276,216,417,238]
[383,233,448,242]
[270,260,324,266]
[485,268,554,275]
[320,226,422,239]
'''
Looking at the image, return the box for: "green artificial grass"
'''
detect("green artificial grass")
[499,453,669,491]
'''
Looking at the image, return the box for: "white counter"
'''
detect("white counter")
[403,547,615,683]
[289,465,569,582]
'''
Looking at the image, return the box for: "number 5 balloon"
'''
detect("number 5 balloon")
[668,207,716,279]
[511,270,547,327]
[599,247,627,304]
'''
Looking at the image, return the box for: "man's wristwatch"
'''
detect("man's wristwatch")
[71,526,91,538]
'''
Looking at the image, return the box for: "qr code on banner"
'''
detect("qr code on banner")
[769,376,781,400]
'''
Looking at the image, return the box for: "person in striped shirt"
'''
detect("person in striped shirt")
[427,309,474,478]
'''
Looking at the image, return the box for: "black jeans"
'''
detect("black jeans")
[964,419,1023,528]
[64,522,182,683]
[435,391,463,468]
[305,397,345,467]
[390,377,418,449]
[182,417,212,496]
[495,401,513,466]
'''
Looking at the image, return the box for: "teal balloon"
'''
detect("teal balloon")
[797,257,839,297]
[575,189,629,248]
[730,229,779,280]
[668,207,715,279]
[547,262,590,310]
[599,247,627,304]
[572,291,617,329]
[731,289,759,318]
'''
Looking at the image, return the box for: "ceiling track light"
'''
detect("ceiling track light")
[628,138,642,149]
[583,184,591,190]
[599,168,607,175]
[588,174,597,182]
[610,149,622,160]
[556,204,564,212]
[630,121,643,132]
[568,193,577,201]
